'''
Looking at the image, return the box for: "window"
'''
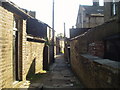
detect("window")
[111,0,117,16]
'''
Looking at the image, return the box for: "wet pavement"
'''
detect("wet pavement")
[28,54,84,89]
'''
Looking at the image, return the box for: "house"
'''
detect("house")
[70,0,104,39]
[76,0,104,28]
[56,37,61,55]
[0,0,50,88]
[56,34,65,54]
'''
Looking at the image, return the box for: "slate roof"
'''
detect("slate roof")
[27,18,48,38]
[70,28,90,38]
[81,5,104,15]
[1,0,30,19]
[1,0,51,38]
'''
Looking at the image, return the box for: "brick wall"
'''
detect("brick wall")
[0,6,45,88]
[21,20,27,82]
[16,16,45,87]
[24,41,44,79]
[0,6,14,88]
[17,20,45,87]
[88,41,104,58]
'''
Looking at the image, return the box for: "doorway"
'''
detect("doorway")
[13,16,22,82]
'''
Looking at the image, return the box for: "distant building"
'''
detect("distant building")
[56,37,60,55]
[76,0,104,28]
[59,38,64,53]
[56,36,65,54]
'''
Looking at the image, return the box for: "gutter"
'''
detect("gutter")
[0,0,32,19]
[26,35,46,43]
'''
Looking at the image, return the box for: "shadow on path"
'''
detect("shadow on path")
[28,54,84,89]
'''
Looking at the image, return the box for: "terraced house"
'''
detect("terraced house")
[0,0,52,88]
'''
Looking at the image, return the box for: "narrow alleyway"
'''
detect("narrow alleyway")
[28,54,84,88]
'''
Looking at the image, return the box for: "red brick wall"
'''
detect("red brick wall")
[88,41,104,58]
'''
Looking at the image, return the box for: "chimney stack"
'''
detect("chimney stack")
[93,0,99,6]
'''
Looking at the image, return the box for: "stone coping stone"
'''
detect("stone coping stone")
[81,54,102,61]
[94,59,120,69]
[81,54,120,69]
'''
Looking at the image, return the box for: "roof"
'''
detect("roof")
[0,0,52,39]
[80,5,104,15]
[0,0,52,25]
[70,28,90,38]
[0,0,31,19]
[27,18,47,38]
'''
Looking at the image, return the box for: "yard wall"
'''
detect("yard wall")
[70,20,120,88]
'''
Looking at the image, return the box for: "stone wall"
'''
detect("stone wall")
[104,2,120,22]
[83,16,104,28]
[70,52,120,88]
[76,5,104,28]
[70,20,120,88]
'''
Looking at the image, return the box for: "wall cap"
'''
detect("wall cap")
[81,54,120,69]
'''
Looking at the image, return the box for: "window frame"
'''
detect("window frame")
[111,0,117,16]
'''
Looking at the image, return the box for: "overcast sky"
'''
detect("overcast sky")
[10,0,103,37]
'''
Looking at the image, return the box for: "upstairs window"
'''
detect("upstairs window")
[111,0,117,16]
